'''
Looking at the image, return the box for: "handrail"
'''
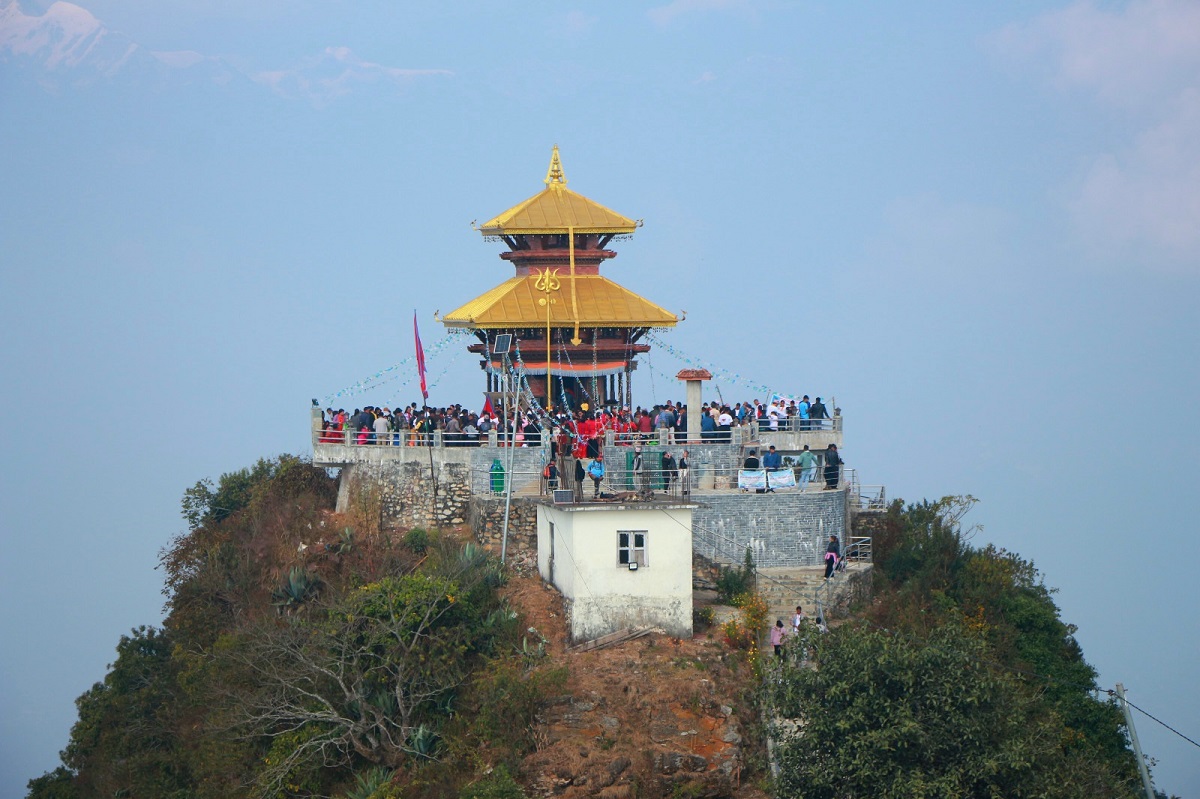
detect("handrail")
[312,405,846,450]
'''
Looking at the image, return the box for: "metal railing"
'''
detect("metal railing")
[312,413,844,451]
[315,427,545,448]
[845,536,872,562]
[468,463,691,500]
[461,460,873,499]
[845,469,887,510]
[750,416,839,433]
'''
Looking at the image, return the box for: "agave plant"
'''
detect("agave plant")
[343,766,394,799]
[408,724,442,759]
[457,541,488,571]
[457,542,507,588]
[270,566,322,614]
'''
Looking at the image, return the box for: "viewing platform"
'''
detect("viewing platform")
[310,408,844,468]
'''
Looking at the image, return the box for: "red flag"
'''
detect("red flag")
[414,311,428,402]
[482,394,495,417]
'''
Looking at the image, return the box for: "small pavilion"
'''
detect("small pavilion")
[440,147,678,411]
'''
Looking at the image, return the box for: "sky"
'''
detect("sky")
[1,1,1198,796]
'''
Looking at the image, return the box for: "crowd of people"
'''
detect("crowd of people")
[316,393,835,452]
[317,403,542,448]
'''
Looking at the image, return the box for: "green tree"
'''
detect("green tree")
[161,455,338,647]
[30,627,192,799]
[25,767,76,799]
[870,499,1138,779]
[219,545,512,798]
[769,623,1138,799]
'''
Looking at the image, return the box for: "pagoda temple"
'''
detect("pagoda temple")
[441,147,678,411]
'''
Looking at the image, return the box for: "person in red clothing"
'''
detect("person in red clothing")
[636,409,654,441]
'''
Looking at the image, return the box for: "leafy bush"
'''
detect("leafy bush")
[404,528,430,554]
[715,547,756,604]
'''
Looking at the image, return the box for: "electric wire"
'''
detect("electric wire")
[1105,693,1200,750]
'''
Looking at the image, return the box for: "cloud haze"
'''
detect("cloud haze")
[994,0,1200,267]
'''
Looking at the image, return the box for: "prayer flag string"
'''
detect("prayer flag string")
[643,332,776,397]
[322,330,466,404]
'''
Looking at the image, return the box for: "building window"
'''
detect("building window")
[618,531,647,567]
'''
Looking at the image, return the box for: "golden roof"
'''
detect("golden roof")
[477,146,638,236]
[442,273,678,329]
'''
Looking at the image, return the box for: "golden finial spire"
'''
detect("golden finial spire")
[544,144,567,189]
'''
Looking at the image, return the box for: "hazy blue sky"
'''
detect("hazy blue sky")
[2,1,1198,796]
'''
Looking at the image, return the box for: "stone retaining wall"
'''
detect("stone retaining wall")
[469,496,538,554]
[335,447,852,572]
[692,490,848,569]
[335,446,548,529]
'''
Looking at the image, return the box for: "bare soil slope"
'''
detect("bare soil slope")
[501,573,769,799]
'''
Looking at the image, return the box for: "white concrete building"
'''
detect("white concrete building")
[537,501,695,643]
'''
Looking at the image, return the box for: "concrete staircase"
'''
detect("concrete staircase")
[757,563,871,626]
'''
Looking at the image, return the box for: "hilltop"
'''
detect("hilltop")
[26,456,1153,798]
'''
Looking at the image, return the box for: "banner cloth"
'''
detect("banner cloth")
[737,469,797,490]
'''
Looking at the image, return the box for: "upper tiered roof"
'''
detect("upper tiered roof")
[476,146,638,236]
[443,147,677,333]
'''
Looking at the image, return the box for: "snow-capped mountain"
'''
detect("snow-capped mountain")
[1,1,450,100]
[1,1,154,77]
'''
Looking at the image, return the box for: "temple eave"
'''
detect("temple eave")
[481,225,636,236]
[467,342,652,355]
[444,317,674,330]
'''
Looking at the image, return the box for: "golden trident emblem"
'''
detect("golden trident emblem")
[534,267,561,293]
[535,268,561,410]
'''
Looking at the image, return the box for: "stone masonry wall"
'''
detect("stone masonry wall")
[337,461,471,530]
[692,490,847,569]
[334,441,854,574]
[335,446,551,530]
[469,496,538,555]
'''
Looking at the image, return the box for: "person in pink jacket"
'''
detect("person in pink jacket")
[770,619,786,657]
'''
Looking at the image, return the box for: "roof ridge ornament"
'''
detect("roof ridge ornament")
[544,144,567,189]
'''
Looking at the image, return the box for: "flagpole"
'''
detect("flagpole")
[415,310,437,508]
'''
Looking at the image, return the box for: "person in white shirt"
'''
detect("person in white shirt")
[791,605,806,633]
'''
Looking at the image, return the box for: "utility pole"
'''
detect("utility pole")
[1115,683,1156,799]
[497,334,517,565]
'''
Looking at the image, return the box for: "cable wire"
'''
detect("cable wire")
[1106,692,1200,750]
